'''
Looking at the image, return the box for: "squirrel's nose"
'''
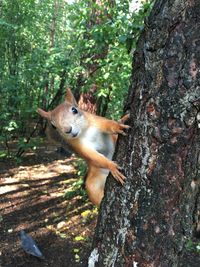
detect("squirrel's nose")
[65,126,72,134]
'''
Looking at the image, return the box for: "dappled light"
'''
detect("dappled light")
[0,0,155,266]
[0,142,97,266]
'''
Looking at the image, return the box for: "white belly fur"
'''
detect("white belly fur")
[80,126,115,161]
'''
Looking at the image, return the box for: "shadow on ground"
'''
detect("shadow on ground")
[0,143,97,267]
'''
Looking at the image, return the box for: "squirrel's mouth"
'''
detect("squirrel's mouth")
[59,127,79,139]
[69,128,79,138]
[62,125,79,138]
[71,132,78,138]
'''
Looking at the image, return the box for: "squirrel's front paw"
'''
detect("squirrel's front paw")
[109,162,126,185]
[113,113,130,135]
[111,120,130,136]
[117,123,130,136]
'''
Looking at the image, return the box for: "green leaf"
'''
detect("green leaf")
[74,236,85,241]
[119,35,127,43]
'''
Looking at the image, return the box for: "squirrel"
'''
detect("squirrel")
[38,88,130,205]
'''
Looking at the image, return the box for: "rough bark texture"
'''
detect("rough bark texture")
[89,0,200,266]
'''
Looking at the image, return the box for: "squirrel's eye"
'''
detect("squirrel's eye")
[71,107,78,114]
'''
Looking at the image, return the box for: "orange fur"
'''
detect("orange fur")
[38,88,129,205]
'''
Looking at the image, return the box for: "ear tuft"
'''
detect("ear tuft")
[65,88,78,106]
[37,108,51,119]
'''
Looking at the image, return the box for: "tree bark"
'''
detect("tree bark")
[89,0,200,266]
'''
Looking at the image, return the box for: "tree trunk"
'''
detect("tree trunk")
[89,0,200,266]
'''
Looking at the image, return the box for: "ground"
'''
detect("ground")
[0,142,97,267]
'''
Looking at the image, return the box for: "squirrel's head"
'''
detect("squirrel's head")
[38,88,87,139]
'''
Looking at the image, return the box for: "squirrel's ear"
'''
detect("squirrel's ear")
[37,108,51,119]
[65,88,78,106]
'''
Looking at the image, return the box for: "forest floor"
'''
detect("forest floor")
[0,141,97,267]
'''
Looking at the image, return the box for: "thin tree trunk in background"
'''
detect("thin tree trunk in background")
[75,0,115,114]
[90,0,200,266]
[42,0,59,110]
[40,0,61,133]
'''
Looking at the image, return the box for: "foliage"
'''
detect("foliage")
[185,239,200,253]
[64,176,87,200]
[63,158,87,200]
[0,0,153,157]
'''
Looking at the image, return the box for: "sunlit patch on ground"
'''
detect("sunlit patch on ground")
[0,142,97,267]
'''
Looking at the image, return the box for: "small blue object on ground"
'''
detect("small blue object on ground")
[20,230,44,259]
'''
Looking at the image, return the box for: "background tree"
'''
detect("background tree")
[0,0,151,158]
[89,0,200,266]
